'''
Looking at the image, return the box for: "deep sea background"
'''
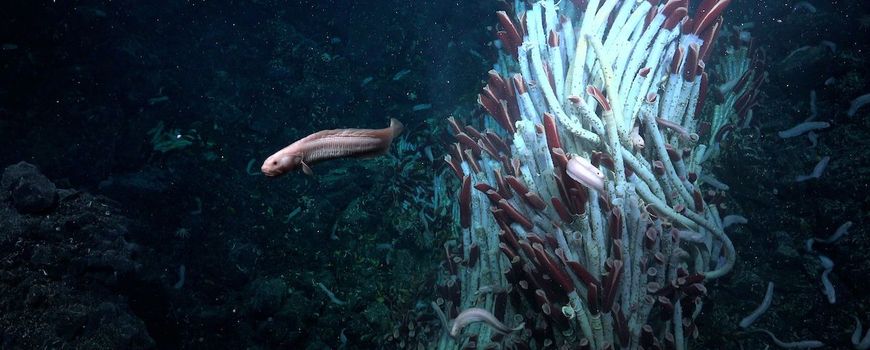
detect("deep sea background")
[1,0,869,349]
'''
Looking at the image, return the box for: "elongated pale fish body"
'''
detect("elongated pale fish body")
[449,307,524,338]
[261,118,403,176]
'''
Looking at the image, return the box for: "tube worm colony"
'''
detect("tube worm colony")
[436,0,765,349]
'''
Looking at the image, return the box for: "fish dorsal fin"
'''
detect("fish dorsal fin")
[301,161,314,176]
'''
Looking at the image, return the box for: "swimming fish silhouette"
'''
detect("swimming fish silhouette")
[261,118,404,177]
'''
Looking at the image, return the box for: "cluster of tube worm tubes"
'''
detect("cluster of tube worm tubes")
[433,0,765,349]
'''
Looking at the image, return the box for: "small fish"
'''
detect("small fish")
[261,118,403,177]
[449,307,524,338]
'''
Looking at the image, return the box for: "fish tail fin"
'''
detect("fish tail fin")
[389,118,404,138]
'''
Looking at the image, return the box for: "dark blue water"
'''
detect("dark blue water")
[0,1,868,349]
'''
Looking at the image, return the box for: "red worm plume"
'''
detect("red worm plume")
[498,199,534,230]
[664,7,687,30]
[693,0,732,35]
[542,113,562,151]
[670,45,684,74]
[459,175,472,228]
[586,85,611,111]
[683,44,700,81]
[532,243,575,294]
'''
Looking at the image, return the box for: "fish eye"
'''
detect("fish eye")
[272,161,278,165]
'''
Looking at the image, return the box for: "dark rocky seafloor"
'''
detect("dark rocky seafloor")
[0,162,153,348]
[0,1,868,349]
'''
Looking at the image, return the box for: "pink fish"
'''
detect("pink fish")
[566,156,605,193]
[262,118,403,177]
